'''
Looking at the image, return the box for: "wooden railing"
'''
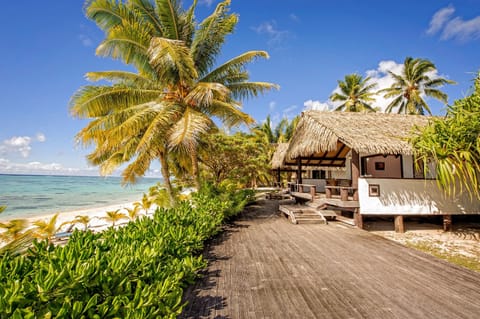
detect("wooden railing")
[287,182,317,200]
[325,186,358,201]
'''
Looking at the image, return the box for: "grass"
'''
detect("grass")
[406,240,480,272]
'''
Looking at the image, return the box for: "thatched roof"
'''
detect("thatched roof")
[271,143,290,169]
[287,111,431,160]
[271,142,347,171]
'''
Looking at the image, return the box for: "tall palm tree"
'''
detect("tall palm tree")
[71,0,277,198]
[330,73,377,112]
[380,57,455,115]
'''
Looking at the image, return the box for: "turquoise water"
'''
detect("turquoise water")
[0,174,161,220]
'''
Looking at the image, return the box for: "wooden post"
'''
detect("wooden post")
[325,187,332,198]
[296,158,303,185]
[394,215,405,233]
[354,209,363,229]
[340,188,348,201]
[351,150,360,201]
[443,215,452,232]
[310,185,316,200]
[276,168,281,187]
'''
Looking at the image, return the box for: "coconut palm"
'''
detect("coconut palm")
[73,215,91,231]
[71,0,278,199]
[330,73,377,112]
[380,57,455,115]
[103,209,128,227]
[32,213,60,243]
[125,206,143,221]
[0,219,28,241]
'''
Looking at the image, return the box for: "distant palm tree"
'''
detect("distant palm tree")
[103,210,128,227]
[73,215,91,231]
[125,206,142,221]
[331,73,377,112]
[0,219,28,241]
[33,213,60,243]
[380,57,455,115]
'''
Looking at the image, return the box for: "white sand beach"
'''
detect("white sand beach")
[20,202,158,234]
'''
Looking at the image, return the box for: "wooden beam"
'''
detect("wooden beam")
[330,144,347,165]
[296,158,302,184]
[351,150,360,201]
[394,215,405,233]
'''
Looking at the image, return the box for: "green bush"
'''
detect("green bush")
[0,186,252,318]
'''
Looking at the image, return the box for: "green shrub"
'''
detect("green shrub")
[0,185,252,318]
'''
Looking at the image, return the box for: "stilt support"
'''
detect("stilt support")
[443,215,452,232]
[354,210,363,229]
[394,215,405,233]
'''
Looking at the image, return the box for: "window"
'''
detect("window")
[375,162,385,170]
[312,170,326,179]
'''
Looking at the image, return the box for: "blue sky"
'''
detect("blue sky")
[0,0,479,176]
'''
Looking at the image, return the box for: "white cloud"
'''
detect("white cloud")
[282,104,298,117]
[199,0,215,6]
[36,132,46,142]
[252,21,290,45]
[269,101,276,111]
[0,136,32,157]
[303,100,332,111]
[426,6,455,35]
[427,6,480,42]
[290,14,299,22]
[78,34,93,47]
[0,133,46,158]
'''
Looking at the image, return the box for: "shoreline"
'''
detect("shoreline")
[2,201,158,234]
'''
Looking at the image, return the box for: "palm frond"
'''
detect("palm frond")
[191,0,237,76]
[201,51,270,83]
[227,82,279,100]
[168,108,213,151]
[69,85,161,118]
[148,37,198,85]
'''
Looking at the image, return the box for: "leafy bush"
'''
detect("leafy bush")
[0,186,252,318]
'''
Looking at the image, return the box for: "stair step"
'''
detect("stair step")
[296,218,326,224]
[335,215,355,226]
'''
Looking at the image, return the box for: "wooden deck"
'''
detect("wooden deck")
[181,200,480,318]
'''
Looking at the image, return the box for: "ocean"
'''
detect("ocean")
[0,174,161,220]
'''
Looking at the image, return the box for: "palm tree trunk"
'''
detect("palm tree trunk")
[159,152,175,205]
[190,148,201,190]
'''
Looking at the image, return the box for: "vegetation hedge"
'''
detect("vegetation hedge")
[0,186,254,318]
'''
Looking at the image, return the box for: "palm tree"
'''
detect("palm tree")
[330,73,377,112]
[380,57,455,115]
[125,206,143,221]
[102,209,128,227]
[73,215,91,231]
[70,0,278,199]
[32,213,60,243]
[0,219,28,242]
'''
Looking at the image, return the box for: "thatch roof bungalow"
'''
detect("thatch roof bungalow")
[279,111,480,232]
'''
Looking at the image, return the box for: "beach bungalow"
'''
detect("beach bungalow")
[276,111,480,231]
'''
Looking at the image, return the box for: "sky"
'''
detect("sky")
[0,0,479,176]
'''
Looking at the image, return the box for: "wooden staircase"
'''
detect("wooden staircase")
[279,205,334,224]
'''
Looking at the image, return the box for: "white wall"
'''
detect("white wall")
[303,178,326,192]
[358,178,480,215]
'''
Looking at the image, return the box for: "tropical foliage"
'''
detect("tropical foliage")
[411,72,480,197]
[199,132,273,187]
[0,185,253,318]
[70,0,277,201]
[330,73,377,112]
[381,57,455,115]
[253,115,299,144]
